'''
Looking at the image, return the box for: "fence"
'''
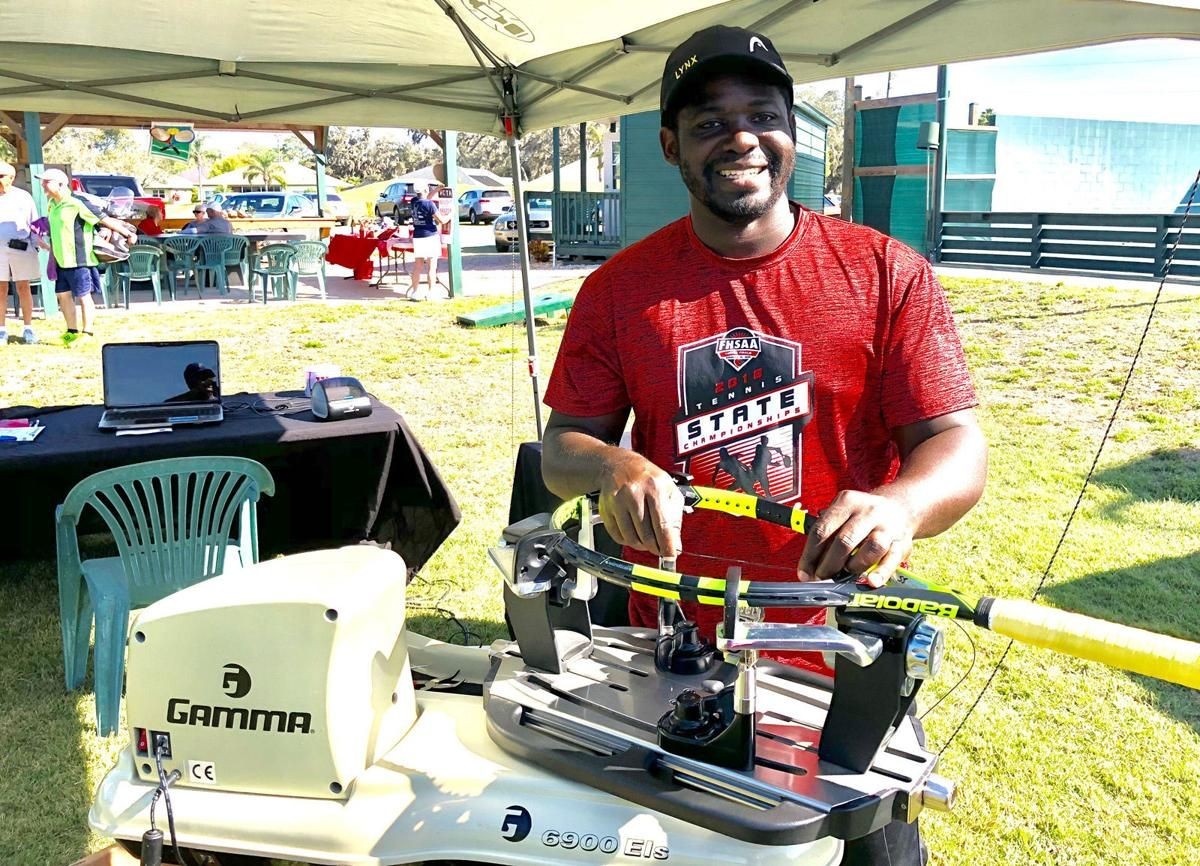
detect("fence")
[553,191,621,252]
[940,212,1200,281]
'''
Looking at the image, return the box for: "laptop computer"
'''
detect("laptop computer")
[98,340,225,431]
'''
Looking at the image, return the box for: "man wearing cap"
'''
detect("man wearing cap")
[40,168,137,342]
[196,203,233,234]
[542,25,986,863]
[0,160,40,344]
[182,203,208,232]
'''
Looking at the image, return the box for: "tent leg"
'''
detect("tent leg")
[508,135,544,440]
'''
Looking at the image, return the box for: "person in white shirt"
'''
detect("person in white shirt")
[0,160,40,344]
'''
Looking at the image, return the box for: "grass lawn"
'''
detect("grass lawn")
[1,275,1198,865]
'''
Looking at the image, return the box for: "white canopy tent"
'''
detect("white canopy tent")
[4,0,1198,432]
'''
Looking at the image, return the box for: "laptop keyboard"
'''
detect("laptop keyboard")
[106,404,222,424]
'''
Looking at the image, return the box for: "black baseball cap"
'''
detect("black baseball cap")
[660,25,793,120]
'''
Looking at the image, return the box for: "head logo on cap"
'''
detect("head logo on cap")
[749,36,766,53]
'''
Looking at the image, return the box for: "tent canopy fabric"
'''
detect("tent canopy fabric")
[2,1,1198,137]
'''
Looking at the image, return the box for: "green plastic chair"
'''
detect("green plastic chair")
[55,456,275,735]
[221,235,250,290]
[250,244,297,304]
[195,235,236,295]
[291,240,328,300]
[159,236,202,299]
[118,244,165,308]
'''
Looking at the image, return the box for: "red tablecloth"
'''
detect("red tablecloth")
[326,234,388,270]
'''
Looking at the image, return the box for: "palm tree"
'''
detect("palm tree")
[242,150,286,191]
[188,134,220,202]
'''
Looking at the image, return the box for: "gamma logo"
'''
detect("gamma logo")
[501,805,532,842]
[222,663,251,699]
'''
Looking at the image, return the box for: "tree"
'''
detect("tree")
[188,135,220,202]
[242,149,286,190]
[796,85,845,195]
[322,127,427,184]
[977,108,996,127]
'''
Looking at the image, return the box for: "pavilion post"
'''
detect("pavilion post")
[24,111,57,316]
[442,130,462,297]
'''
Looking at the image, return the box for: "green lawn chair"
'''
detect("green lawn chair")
[195,235,236,295]
[290,240,328,300]
[159,235,201,299]
[250,244,297,304]
[55,456,275,736]
[118,244,165,307]
[222,235,250,290]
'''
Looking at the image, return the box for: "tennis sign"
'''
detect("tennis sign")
[149,122,196,162]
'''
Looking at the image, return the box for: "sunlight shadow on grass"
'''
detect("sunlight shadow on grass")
[0,559,94,864]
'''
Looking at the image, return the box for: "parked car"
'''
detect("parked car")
[458,188,512,224]
[493,196,552,251]
[375,181,421,223]
[304,192,350,224]
[823,193,842,216]
[220,192,317,218]
[70,172,164,220]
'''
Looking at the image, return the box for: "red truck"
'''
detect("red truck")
[69,172,165,219]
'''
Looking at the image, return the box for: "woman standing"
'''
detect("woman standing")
[406,187,450,300]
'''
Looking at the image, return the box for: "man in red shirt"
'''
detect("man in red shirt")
[542,24,987,866]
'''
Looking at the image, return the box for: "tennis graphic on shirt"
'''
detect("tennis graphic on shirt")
[673,327,813,502]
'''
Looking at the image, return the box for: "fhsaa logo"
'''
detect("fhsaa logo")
[501,805,532,842]
[715,327,762,371]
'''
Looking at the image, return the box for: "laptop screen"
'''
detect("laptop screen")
[102,341,222,408]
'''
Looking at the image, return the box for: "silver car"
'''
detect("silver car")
[493,196,552,251]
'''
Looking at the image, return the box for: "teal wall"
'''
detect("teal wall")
[993,115,1200,213]
[944,127,996,212]
[852,102,937,252]
[620,104,830,248]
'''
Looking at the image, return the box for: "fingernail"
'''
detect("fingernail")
[797,569,813,582]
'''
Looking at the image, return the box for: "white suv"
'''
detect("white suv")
[458,188,513,224]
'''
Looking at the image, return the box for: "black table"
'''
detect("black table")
[0,392,461,572]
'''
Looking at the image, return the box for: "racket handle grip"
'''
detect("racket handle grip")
[983,598,1200,689]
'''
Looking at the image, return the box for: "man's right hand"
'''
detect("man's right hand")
[542,409,684,559]
[597,452,684,558]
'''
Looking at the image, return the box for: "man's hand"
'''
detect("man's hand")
[542,409,684,559]
[795,490,916,588]
[597,452,684,558]
[796,411,987,588]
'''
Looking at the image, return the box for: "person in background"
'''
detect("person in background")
[196,203,233,234]
[181,203,207,232]
[406,186,450,300]
[540,25,987,866]
[39,168,137,344]
[0,160,40,344]
[136,205,164,236]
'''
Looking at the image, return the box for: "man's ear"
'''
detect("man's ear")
[660,127,680,166]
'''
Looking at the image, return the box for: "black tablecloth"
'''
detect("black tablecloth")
[0,392,460,572]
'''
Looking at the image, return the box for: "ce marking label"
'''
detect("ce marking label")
[187,760,217,784]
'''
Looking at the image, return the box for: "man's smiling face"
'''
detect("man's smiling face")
[662,72,796,226]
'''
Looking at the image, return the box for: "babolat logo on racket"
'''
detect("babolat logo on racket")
[715,327,761,371]
[851,592,960,618]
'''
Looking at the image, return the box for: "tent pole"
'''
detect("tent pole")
[507,135,544,439]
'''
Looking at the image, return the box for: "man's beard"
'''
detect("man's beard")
[679,148,794,226]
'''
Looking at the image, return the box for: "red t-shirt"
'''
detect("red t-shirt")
[137,218,163,237]
[544,205,977,671]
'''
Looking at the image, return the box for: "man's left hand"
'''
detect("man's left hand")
[796,490,916,588]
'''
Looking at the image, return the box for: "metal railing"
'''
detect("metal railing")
[939,211,1200,281]
[552,191,621,248]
